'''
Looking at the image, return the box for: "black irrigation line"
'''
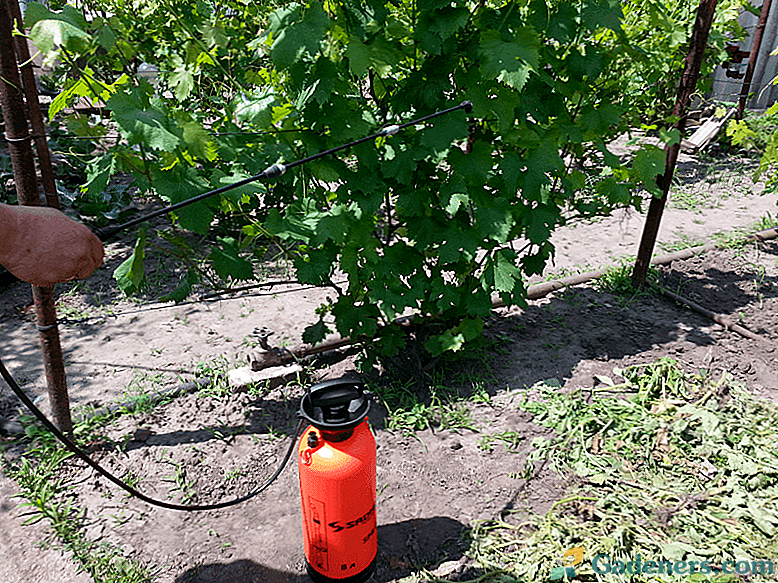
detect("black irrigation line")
[0,355,305,511]
[46,278,338,326]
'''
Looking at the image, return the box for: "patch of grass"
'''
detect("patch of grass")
[711,229,751,250]
[708,213,778,252]
[658,234,705,253]
[120,371,170,412]
[4,428,157,582]
[754,212,778,231]
[461,358,778,582]
[161,460,197,504]
[194,355,232,399]
[372,380,479,436]
[669,187,710,212]
[477,430,522,453]
[591,263,661,307]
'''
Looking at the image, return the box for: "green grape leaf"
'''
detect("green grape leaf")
[479,28,540,90]
[418,7,470,54]
[493,249,522,294]
[521,242,553,276]
[82,154,116,200]
[424,329,466,356]
[474,197,514,244]
[582,0,622,32]
[595,176,633,206]
[420,115,469,157]
[152,167,212,234]
[345,36,401,76]
[524,204,560,245]
[567,48,605,81]
[27,5,90,55]
[548,3,579,42]
[632,145,666,195]
[182,121,217,161]
[271,1,329,70]
[49,77,92,120]
[107,89,180,152]
[302,319,331,346]
[332,297,379,338]
[113,228,147,295]
[169,60,195,101]
[158,269,199,303]
[234,88,280,130]
[579,103,622,135]
[295,248,335,286]
[726,119,758,146]
[209,237,254,281]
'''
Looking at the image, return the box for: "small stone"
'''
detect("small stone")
[133,428,152,442]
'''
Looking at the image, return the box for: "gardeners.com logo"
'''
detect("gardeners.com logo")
[550,547,777,580]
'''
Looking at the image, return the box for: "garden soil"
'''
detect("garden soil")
[1,151,778,582]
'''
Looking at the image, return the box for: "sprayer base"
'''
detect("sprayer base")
[306,557,376,583]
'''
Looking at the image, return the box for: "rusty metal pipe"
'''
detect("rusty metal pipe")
[8,0,59,209]
[660,288,768,344]
[244,226,778,371]
[737,0,773,120]
[0,0,72,433]
[632,0,719,287]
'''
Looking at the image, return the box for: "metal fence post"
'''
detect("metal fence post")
[631,0,719,287]
[0,0,72,433]
[8,0,60,209]
[737,0,773,120]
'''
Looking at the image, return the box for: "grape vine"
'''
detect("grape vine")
[26,0,744,360]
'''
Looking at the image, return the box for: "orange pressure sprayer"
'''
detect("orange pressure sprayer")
[298,379,377,582]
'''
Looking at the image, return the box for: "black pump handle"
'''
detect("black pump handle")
[314,386,361,408]
[309,378,365,408]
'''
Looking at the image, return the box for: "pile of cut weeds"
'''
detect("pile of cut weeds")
[466,359,778,582]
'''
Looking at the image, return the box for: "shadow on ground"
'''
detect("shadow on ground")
[175,516,467,583]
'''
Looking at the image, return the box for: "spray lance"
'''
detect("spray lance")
[93,100,473,241]
[0,99,472,580]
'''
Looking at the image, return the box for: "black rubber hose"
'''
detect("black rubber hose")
[0,356,303,511]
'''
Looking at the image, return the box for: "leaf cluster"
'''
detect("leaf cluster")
[27,0,747,360]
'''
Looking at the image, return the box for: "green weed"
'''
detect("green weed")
[372,381,478,436]
[658,234,705,253]
[477,430,523,453]
[463,358,778,582]
[161,460,197,504]
[753,212,778,231]
[4,432,156,582]
[194,356,232,399]
[591,263,661,306]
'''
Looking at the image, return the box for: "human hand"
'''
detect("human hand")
[0,204,104,287]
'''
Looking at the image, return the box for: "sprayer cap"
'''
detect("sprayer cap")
[299,378,370,431]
